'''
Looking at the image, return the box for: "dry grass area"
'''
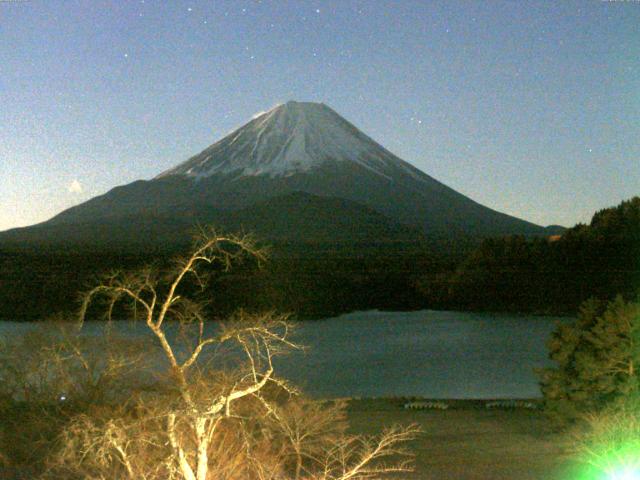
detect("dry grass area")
[346,399,584,480]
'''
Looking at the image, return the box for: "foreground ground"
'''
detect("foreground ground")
[0,398,586,479]
[346,399,583,480]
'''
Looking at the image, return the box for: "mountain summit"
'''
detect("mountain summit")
[0,101,555,246]
[157,101,419,180]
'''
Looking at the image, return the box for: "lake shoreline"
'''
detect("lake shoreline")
[0,306,574,324]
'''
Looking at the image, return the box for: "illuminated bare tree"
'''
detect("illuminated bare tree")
[50,229,420,480]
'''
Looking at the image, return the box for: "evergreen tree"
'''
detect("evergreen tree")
[539,295,640,426]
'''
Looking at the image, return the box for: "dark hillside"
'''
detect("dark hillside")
[425,197,640,313]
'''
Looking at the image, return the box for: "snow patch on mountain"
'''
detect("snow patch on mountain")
[157,101,408,180]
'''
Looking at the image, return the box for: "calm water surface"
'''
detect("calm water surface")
[0,310,568,399]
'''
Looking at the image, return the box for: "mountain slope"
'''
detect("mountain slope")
[1,101,555,246]
[227,191,423,243]
[0,192,422,249]
[157,100,424,180]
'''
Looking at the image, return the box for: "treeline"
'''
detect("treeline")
[1,197,637,321]
[421,197,640,313]
[0,250,159,321]
[207,243,456,318]
[0,240,456,321]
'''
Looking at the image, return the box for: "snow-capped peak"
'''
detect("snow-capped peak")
[157,101,405,180]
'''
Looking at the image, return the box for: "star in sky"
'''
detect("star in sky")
[0,1,637,231]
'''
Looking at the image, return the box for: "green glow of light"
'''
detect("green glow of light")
[601,453,640,480]
[608,467,640,480]
[578,443,640,480]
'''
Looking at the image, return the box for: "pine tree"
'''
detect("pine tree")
[539,295,640,426]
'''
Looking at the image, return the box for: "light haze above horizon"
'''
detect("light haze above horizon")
[1,0,638,232]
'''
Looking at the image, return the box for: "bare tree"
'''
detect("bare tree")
[45,229,419,480]
[269,399,348,479]
[0,319,149,475]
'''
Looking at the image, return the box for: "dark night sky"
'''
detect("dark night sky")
[1,0,638,231]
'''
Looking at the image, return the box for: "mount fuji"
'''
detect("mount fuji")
[1,101,558,248]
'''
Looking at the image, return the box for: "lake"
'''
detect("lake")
[0,310,568,399]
